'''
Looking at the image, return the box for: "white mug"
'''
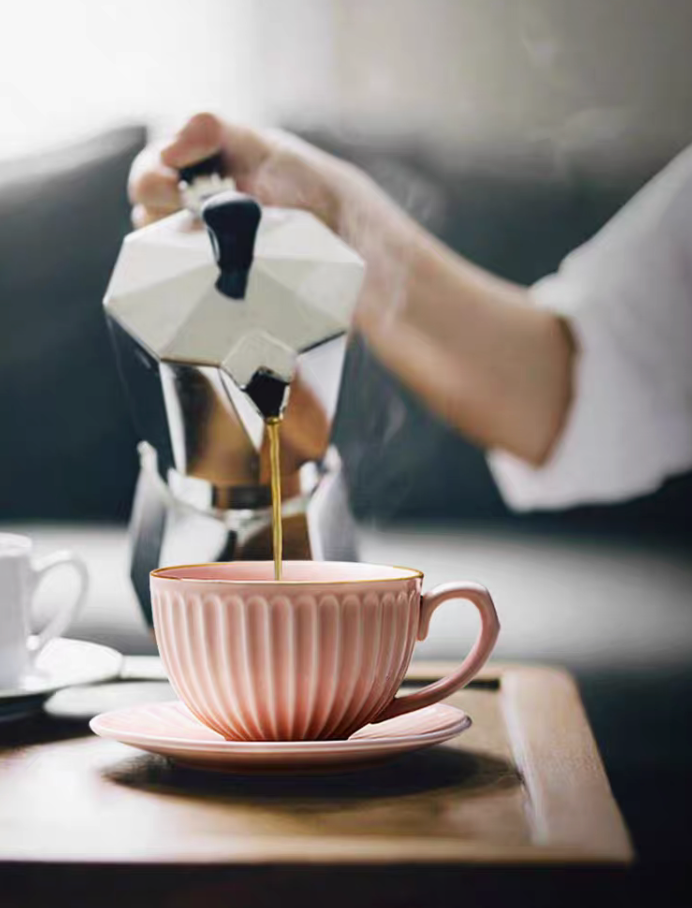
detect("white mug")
[0,533,89,689]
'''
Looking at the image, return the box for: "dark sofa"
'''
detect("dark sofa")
[0,125,143,521]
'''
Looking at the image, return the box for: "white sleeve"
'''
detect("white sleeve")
[488,146,692,511]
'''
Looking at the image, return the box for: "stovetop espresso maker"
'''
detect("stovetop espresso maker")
[104,156,365,621]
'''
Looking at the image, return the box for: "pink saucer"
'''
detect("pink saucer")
[90,701,471,772]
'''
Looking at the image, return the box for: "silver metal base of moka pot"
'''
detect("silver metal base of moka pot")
[128,443,359,627]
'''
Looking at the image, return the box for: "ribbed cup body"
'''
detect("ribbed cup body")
[151,564,422,741]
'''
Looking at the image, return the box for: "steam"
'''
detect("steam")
[514,1,634,155]
[243,132,445,520]
[334,159,446,520]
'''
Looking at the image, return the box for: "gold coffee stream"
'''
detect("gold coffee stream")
[266,417,283,581]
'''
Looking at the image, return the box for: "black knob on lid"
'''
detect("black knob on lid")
[178,153,225,186]
[202,190,262,299]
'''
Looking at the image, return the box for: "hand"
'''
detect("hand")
[131,113,375,233]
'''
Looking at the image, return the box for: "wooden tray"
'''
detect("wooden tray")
[0,661,633,906]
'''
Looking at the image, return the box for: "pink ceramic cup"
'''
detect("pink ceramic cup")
[150,561,500,742]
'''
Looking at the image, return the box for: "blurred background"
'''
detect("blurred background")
[4,0,692,155]
[1,0,692,873]
[2,0,692,533]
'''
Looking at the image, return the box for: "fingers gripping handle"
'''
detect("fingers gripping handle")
[376,582,500,722]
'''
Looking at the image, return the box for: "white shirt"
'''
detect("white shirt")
[489,146,692,511]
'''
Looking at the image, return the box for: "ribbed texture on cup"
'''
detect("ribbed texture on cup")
[151,586,420,741]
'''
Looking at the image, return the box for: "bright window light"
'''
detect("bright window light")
[0,0,263,159]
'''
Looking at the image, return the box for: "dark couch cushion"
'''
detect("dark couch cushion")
[0,126,145,520]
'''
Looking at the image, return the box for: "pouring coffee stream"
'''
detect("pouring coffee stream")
[267,418,283,581]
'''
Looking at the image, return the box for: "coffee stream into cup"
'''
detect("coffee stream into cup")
[266,417,283,581]
[242,368,289,582]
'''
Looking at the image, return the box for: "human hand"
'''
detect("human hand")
[130,113,369,231]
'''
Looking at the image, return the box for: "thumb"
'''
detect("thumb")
[160,112,224,171]
[162,113,272,182]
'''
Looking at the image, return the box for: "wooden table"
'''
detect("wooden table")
[0,661,634,907]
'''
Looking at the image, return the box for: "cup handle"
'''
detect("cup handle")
[376,581,500,722]
[28,551,90,655]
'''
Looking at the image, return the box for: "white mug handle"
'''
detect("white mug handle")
[28,551,89,655]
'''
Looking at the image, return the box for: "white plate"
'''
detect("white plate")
[90,700,472,772]
[0,638,123,720]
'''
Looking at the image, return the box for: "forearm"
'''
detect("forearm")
[353,214,574,465]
